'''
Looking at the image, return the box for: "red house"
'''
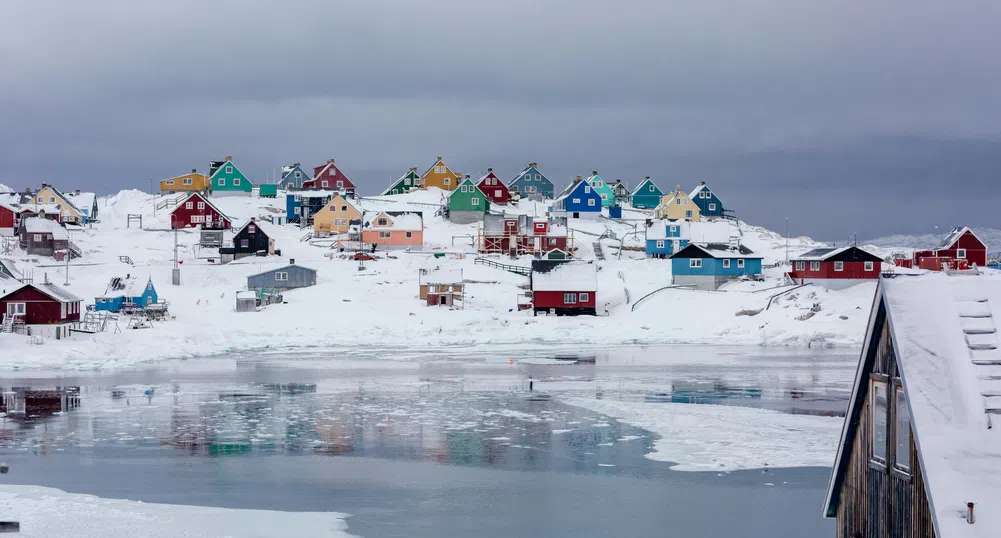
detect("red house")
[304,159,355,193]
[788,246,883,289]
[0,282,83,340]
[477,169,512,205]
[0,203,16,236]
[913,227,987,270]
[530,260,597,316]
[169,192,232,230]
[478,214,570,256]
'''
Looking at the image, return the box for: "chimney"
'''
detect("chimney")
[487,168,493,172]
[645,176,650,180]
[464,174,470,179]
[676,185,681,192]
[250,217,255,223]
[191,169,197,174]
[437,156,442,161]
[591,171,597,175]
[701,181,706,185]
[328,159,335,164]
[75,189,81,195]
[411,167,417,171]
[225,156,232,162]
[530,162,537,168]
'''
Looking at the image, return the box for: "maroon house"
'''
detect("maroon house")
[169,192,232,230]
[18,217,72,257]
[1,283,83,340]
[477,169,512,205]
[304,159,355,193]
[788,246,883,289]
[479,215,569,256]
[530,260,597,316]
[913,227,987,270]
[0,203,16,236]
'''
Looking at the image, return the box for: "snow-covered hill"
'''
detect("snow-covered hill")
[865,228,1001,253]
[0,188,922,370]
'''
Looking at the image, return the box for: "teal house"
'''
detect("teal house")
[95,277,159,312]
[584,172,616,207]
[669,244,762,291]
[208,157,253,196]
[630,177,663,209]
[689,181,726,218]
[508,163,554,199]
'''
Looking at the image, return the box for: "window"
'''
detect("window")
[588,199,595,206]
[686,210,692,218]
[322,181,329,188]
[248,225,256,233]
[871,380,888,464]
[676,198,682,205]
[584,186,591,194]
[166,179,175,186]
[795,261,805,271]
[50,197,56,203]
[669,225,677,233]
[33,234,42,242]
[196,202,204,210]
[444,178,451,185]
[895,387,910,473]
[834,261,844,271]
[601,194,608,201]
[572,198,581,204]
[218,179,225,186]
[295,171,302,178]
[563,293,577,304]
[185,202,193,209]
[378,231,391,239]
[810,261,820,271]
[276,272,289,281]
[404,178,411,186]
[405,231,413,238]
[723,259,731,268]
[336,181,343,188]
[226,166,233,174]
[183,178,193,185]
[471,198,480,206]
[864,261,874,271]
[738,259,745,268]
[241,239,249,248]
[191,215,204,223]
[708,203,716,211]
[649,185,655,192]
[377,218,388,226]
[690,258,702,268]
[957,248,967,259]
[6,302,25,316]
[549,238,556,245]
[597,181,603,187]
[579,292,590,302]
[329,168,337,177]
[495,190,502,197]
[460,185,468,193]
[656,240,665,249]
[340,205,347,212]
[37,196,43,203]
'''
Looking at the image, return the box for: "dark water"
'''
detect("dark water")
[0,347,853,537]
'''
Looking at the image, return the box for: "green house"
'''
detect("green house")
[383,167,422,195]
[585,172,616,207]
[630,177,663,209]
[208,157,253,196]
[447,176,490,224]
[610,180,631,204]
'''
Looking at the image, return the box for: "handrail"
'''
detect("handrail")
[474,257,530,276]
[630,285,692,311]
[765,283,811,310]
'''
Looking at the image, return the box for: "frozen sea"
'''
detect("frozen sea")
[0,345,855,537]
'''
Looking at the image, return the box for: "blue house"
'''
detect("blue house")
[645,220,689,258]
[689,181,726,219]
[630,177,663,209]
[552,176,602,219]
[508,163,555,200]
[669,243,763,290]
[278,163,308,190]
[286,191,336,224]
[95,276,158,312]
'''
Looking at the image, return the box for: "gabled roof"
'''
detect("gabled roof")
[43,186,82,215]
[554,177,597,205]
[0,258,24,280]
[795,245,883,263]
[936,227,985,251]
[248,264,317,279]
[531,261,597,291]
[824,274,1001,537]
[508,163,552,187]
[174,192,231,221]
[208,158,247,180]
[363,211,423,231]
[22,217,70,240]
[660,188,690,205]
[328,194,361,214]
[421,264,463,284]
[422,157,457,178]
[631,177,661,195]
[0,282,82,303]
[689,182,725,206]
[670,243,760,259]
[66,192,96,211]
[234,219,270,237]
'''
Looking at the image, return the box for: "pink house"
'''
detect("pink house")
[360,211,423,250]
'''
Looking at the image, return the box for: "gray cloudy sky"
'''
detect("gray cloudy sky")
[2,1,1000,239]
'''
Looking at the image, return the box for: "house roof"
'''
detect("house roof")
[631,177,660,195]
[0,282,82,303]
[531,261,597,292]
[825,273,1001,537]
[363,211,422,231]
[422,157,456,178]
[508,163,551,187]
[208,158,247,180]
[22,217,70,240]
[689,182,724,206]
[421,265,462,284]
[248,264,317,279]
[670,243,760,259]
[554,177,595,205]
[98,276,140,298]
[66,192,96,211]
[45,186,82,215]
[795,246,883,263]
[937,227,984,251]
[234,219,270,237]
[328,194,361,215]
[176,192,230,221]
[0,258,24,280]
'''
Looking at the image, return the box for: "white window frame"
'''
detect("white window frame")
[834,261,844,272]
[336,181,344,188]
[563,292,577,304]
[190,215,205,223]
[183,177,193,185]
[275,272,289,281]
[495,189,503,197]
[378,230,391,239]
[708,203,716,211]
[6,302,25,316]
[295,171,302,178]
[957,248,967,259]
[185,202,193,209]
[894,386,911,473]
[226,166,233,174]
[444,177,451,186]
[669,225,677,233]
[649,185,655,192]
[197,202,205,209]
[810,261,821,271]
[166,179,175,186]
[471,197,480,206]
[405,231,413,239]
[60,302,67,318]
[871,379,889,465]
[588,199,595,207]
[234,178,241,186]
[33,234,42,242]
[583,186,591,194]
[864,261,874,271]
[572,198,581,204]
[690,258,702,268]
[218,178,225,186]
[656,240,665,249]
[723,259,731,268]
[738,259,745,268]
[579,292,590,302]
[795,261,805,271]
[601,194,608,201]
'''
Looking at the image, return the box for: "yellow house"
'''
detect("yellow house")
[160,169,210,193]
[420,156,461,191]
[313,193,362,235]
[32,185,84,224]
[655,186,701,221]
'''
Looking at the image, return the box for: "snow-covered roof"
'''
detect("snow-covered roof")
[21,204,62,214]
[688,182,725,205]
[936,227,980,250]
[532,262,597,292]
[1,282,83,303]
[66,192,96,211]
[0,202,16,215]
[22,217,70,240]
[236,290,257,300]
[421,266,462,284]
[0,258,23,280]
[248,264,316,278]
[363,211,422,231]
[672,243,760,259]
[829,274,1001,537]
[0,183,12,194]
[796,246,849,260]
[646,220,687,241]
[688,221,733,244]
[176,192,230,220]
[554,178,586,204]
[98,277,139,298]
[631,177,659,195]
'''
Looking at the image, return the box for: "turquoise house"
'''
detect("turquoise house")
[208,157,254,196]
[689,181,725,218]
[584,172,616,207]
[95,277,159,312]
[631,177,663,209]
[669,244,762,290]
[508,163,554,199]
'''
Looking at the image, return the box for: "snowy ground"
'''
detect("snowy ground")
[0,188,901,370]
[0,485,354,538]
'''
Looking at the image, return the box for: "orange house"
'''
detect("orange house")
[420,157,461,191]
[361,211,423,250]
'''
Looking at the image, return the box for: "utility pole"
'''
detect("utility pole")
[172,229,180,285]
[64,244,70,285]
[785,216,789,265]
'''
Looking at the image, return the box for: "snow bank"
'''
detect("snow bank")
[0,485,354,538]
[563,398,843,472]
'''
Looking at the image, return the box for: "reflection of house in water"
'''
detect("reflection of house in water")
[1,386,80,419]
[647,381,762,405]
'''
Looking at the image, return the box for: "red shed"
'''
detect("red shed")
[0,203,16,236]
[788,246,883,289]
[304,159,355,193]
[530,260,597,316]
[477,169,512,205]
[1,282,83,339]
[913,227,987,270]
[169,192,232,230]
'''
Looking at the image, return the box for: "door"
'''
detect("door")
[534,237,541,252]
[440,295,448,306]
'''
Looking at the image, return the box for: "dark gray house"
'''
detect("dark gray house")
[247,262,317,291]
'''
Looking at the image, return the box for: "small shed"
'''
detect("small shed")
[544,248,569,260]
[235,291,257,312]
[259,184,278,198]
[419,266,464,308]
[247,262,317,291]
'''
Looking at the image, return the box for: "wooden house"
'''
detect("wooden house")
[630,177,663,209]
[305,159,355,193]
[169,192,231,230]
[286,191,336,224]
[95,276,158,312]
[530,260,597,316]
[552,176,602,219]
[419,266,464,307]
[383,168,422,195]
[669,243,762,290]
[446,176,490,224]
[65,190,98,223]
[18,217,74,258]
[789,246,884,289]
[478,214,571,257]
[360,211,423,250]
[508,163,554,200]
[278,163,308,191]
[30,185,84,224]
[824,272,1001,538]
[313,193,361,235]
[655,186,701,221]
[645,220,735,258]
[421,156,461,191]
[0,282,83,340]
[160,169,210,194]
[610,180,631,204]
[913,227,987,270]
[247,263,317,291]
[689,182,726,219]
[208,157,254,196]
[0,203,16,236]
[584,172,616,207]
[220,218,275,262]
[477,169,512,205]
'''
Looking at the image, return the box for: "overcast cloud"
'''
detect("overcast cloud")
[2,0,1000,239]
